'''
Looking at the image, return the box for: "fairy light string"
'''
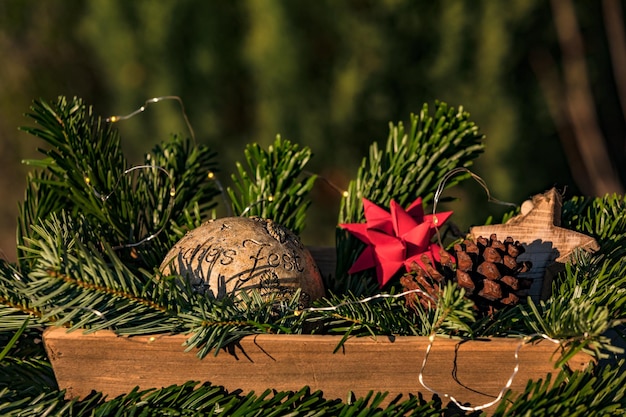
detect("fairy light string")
[295,288,437,315]
[106,96,196,145]
[84,164,176,250]
[431,167,517,248]
[101,96,354,247]
[100,96,234,247]
[303,170,349,198]
[207,170,232,217]
[417,332,564,412]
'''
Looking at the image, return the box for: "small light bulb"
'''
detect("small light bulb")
[268,195,274,202]
[207,171,215,179]
[84,177,90,185]
[342,191,349,198]
[108,116,118,123]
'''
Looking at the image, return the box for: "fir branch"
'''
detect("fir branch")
[334,102,485,293]
[0,382,446,416]
[0,261,46,329]
[131,134,220,264]
[18,97,220,270]
[20,97,130,246]
[303,283,475,353]
[179,289,305,358]
[43,269,168,314]
[426,282,476,336]
[304,292,421,353]
[0,356,58,398]
[227,135,316,234]
[0,324,58,405]
[520,258,626,367]
[471,304,529,339]
[562,194,626,267]
[338,102,485,224]
[492,361,626,416]
[19,213,182,334]
[562,194,626,242]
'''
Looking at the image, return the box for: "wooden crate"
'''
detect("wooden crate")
[43,328,591,413]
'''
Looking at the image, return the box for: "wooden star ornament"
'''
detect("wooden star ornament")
[469,188,599,300]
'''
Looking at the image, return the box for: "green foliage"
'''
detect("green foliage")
[18,212,183,334]
[0,382,446,416]
[562,193,626,259]
[522,295,621,368]
[333,102,485,293]
[339,102,485,223]
[308,292,425,347]
[18,96,220,269]
[491,361,626,416]
[519,255,626,366]
[180,289,306,359]
[302,282,475,355]
[0,260,45,331]
[0,323,58,404]
[0,96,625,415]
[537,194,626,364]
[228,135,317,234]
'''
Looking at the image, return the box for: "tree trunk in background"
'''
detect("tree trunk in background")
[550,0,624,196]
[603,0,626,124]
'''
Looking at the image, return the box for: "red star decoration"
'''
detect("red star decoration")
[340,197,453,287]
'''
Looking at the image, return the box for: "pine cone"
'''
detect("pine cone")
[401,234,532,316]
[454,234,532,314]
[400,250,455,311]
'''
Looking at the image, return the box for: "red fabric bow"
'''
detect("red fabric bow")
[340,197,453,287]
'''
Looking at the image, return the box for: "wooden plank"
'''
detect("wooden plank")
[43,328,591,412]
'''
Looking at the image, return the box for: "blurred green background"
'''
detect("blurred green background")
[1,0,625,262]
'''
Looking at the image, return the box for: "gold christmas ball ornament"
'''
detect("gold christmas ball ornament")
[160,217,325,304]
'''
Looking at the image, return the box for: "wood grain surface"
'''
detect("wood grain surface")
[44,328,591,412]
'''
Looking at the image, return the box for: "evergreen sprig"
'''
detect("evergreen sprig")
[0,322,59,407]
[334,102,485,293]
[533,194,626,365]
[562,193,626,261]
[0,382,446,416]
[18,96,220,269]
[0,355,58,399]
[0,261,45,331]
[180,289,305,358]
[306,292,423,352]
[518,253,626,367]
[18,212,183,334]
[491,361,626,416]
[304,283,475,352]
[228,135,317,234]
[338,101,485,224]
